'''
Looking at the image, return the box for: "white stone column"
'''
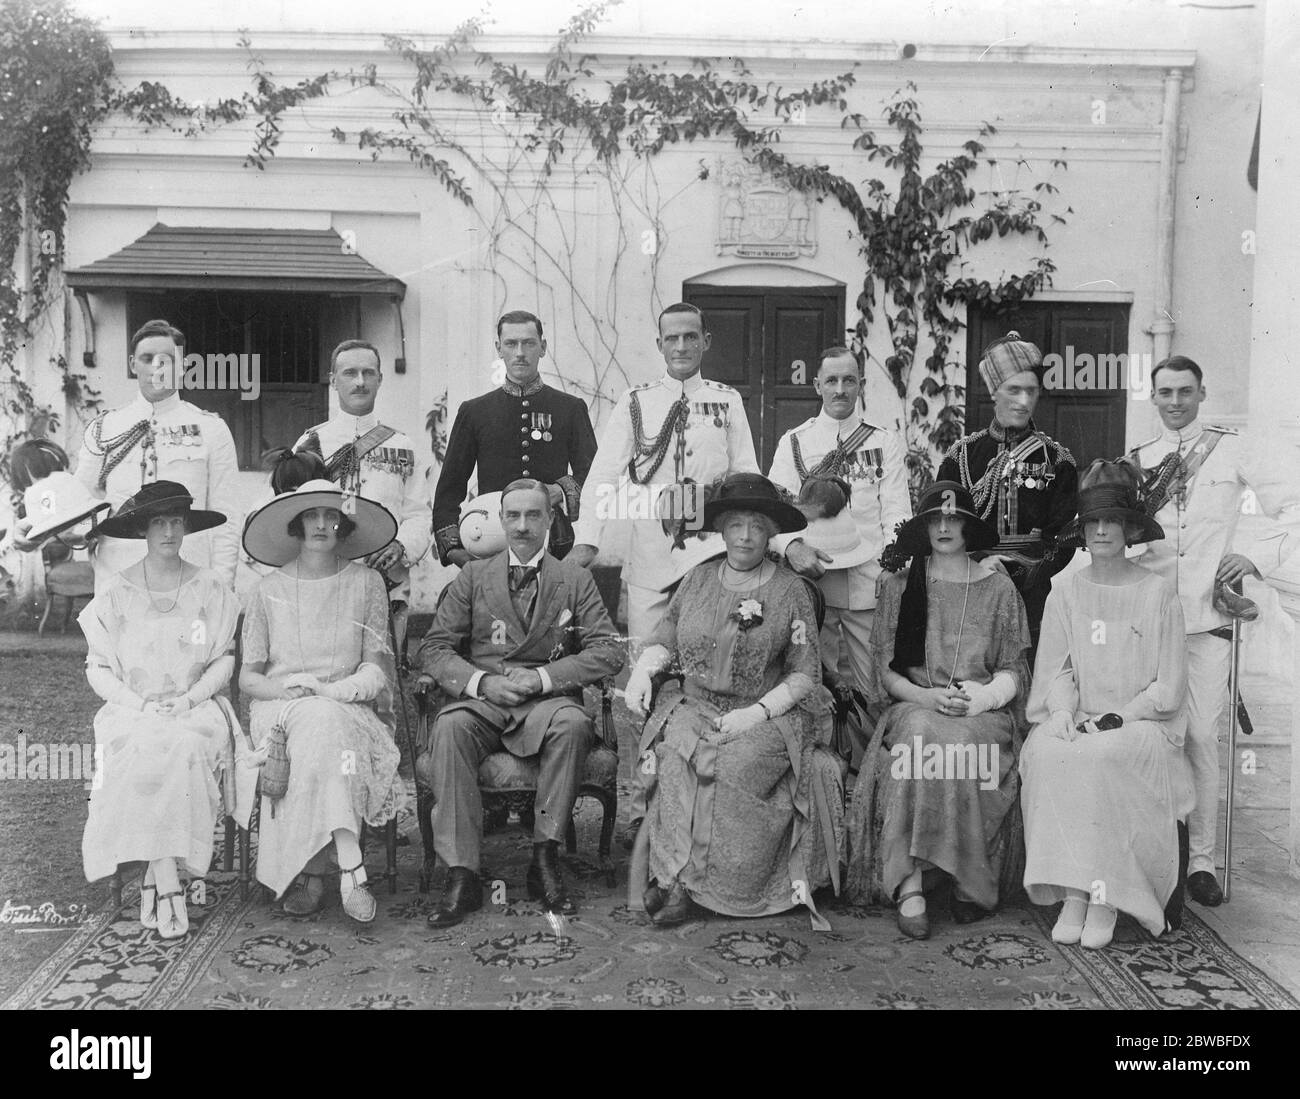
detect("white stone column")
[1249,0,1300,877]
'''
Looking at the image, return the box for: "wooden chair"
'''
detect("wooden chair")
[411,680,619,893]
[229,613,399,901]
[39,540,94,637]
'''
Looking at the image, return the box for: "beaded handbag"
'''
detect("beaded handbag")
[261,719,291,811]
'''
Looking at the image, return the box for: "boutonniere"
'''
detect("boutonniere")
[732,598,764,631]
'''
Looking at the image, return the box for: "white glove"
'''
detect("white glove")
[624,666,654,718]
[283,673,323,693]
[957,673,1017,718]
[1040,710,1078,742]
[317,678,361,703]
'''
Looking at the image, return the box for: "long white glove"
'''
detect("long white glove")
[624,645,670,718]
[86,665,145,711]
[956,672,1017,717]
[1039,709,1078,742]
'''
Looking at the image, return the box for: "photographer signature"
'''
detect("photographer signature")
[0,899,90,927]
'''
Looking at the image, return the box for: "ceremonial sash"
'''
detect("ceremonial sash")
[1137,430,1224,515]
[792,423,876,483]
[322,425,398,484]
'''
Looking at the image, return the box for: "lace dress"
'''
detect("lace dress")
[241,562,405,897]
[79,569,241,882]
[639,563,842,921]
[843,569,1031,909]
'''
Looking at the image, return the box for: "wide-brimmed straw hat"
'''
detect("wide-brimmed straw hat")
[701,473,807,535]
[242,478,396,566]
[1059,459,1164,548]
[798,510,874,570]
[95,480,224,541]
[21,471,112,544]
[893,480,999,557]
[459,491,508,559]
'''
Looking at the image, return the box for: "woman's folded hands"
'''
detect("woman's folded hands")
[956,672,1017,717]
[716,704,765,735]
[1041,710,1079,742]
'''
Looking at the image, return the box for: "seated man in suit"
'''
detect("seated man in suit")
[414,479,625,928]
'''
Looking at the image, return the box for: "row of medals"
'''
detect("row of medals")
[1004,461,1053,490]
[156,425,202,446]
[529,413,553,442]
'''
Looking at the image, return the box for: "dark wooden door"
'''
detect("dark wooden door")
[684,285,844,469]
[966,302,1130,469]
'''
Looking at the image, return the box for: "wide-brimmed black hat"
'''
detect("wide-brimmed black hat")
[96,481,226,540]
[894,480,999,557]
[1059,459,1164,548]
[701,473,807,535]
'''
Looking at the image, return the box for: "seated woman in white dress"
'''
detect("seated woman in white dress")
[1020,460,1194,949]
[240,479,406,923]
[79,482,240,940]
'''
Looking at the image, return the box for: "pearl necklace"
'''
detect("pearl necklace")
[924,556,972,691]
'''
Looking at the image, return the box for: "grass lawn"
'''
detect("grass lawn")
[0,639,435,1003]
[0,647,104,1002]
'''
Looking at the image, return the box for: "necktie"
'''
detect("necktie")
[509,564,539,628]
[509,565,539,591]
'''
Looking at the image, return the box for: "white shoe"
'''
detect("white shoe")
[157,890,189,940]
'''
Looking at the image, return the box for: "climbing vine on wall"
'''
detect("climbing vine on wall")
[4,0,1070,502]
[0,0,111,485]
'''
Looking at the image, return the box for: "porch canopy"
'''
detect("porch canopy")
[64,224,406,299]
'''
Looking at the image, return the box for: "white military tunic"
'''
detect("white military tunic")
[573,372,759,602]
[1129,419,1300,875]
[294,411,432,602]
[1130,422,1300,634]
[768,409,911,611]
[74,393,240,587]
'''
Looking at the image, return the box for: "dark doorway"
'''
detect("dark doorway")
[127,292,355,469]
[966,301,1132,469]
[683,285,845,469]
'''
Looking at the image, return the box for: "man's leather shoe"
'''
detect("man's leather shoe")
[527,842,575,914]
[651,882,695,927]
[427,867,483,928]
[1187,870,1224,907]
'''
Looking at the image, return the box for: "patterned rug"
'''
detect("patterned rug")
[6,788,1297,1011]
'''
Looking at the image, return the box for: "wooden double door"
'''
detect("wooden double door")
[966,302,1132,470]
[683,285,844,471]
[683,287,1130,475]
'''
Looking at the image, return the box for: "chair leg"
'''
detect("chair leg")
[223,817,235,872]
[38,594,53,638]
[386,818,398,894]
[596,789,618,886]
[565,816,578,854]
[239,825,252,902]
[110,867,123,909]
[62,594,74,634]
[417,789,437,893]
[1165,819,1190,932]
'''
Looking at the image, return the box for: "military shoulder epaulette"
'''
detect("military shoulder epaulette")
[789,416,818,435]
[630,381,656,393]
[1044,436,1075,465]
[942,428,988,461]
[198,408,220,418]
[1130,433,1162,453]
[702,379,739,395]
[1204,424,1239,436]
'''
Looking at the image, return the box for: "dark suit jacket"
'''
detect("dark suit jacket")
[432,385,598,563]
[415,551,624,755]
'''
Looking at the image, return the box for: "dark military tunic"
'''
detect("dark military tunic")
[432,377,598,564]
[937,418,1078,644]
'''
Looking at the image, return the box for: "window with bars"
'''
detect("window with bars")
[126,291,349,469]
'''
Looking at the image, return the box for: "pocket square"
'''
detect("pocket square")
[557,608,573,627]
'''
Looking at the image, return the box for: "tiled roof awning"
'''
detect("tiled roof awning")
[64,225,406,299]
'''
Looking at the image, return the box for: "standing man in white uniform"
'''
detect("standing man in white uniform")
[570,303,762,843]
[74,319,239,588]
[295,340,432,642]
[767,347,911,691]
[1129,355,1300,907]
